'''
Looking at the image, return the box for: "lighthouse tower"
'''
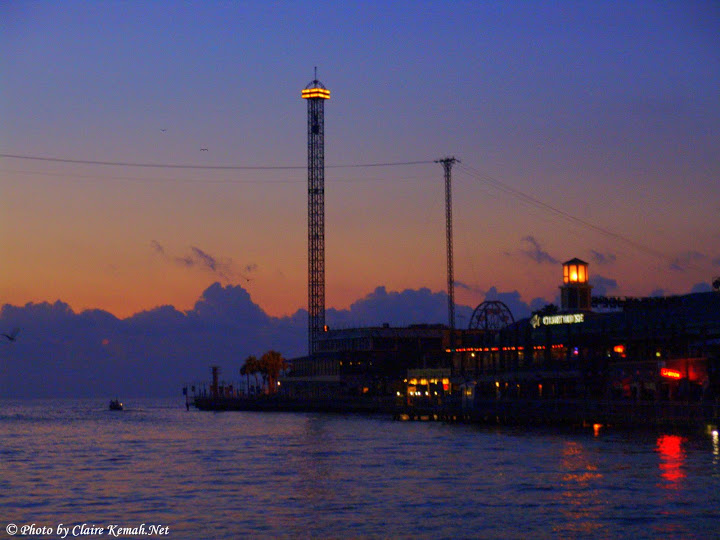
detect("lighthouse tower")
[560,258,593,311]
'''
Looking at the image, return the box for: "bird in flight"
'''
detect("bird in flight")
[160,128,167,133]
[2,328,20,342]
[200,148,209,152]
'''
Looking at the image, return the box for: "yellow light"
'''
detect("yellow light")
[302,88,331,99]
[409,378,417,385]
[420,378,428,386]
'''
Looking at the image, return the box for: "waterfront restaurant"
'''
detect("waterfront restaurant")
[280,258,720,421]
[280,324,448,401]
[453,259,720,408]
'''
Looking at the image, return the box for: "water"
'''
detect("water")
[1,399,719,539]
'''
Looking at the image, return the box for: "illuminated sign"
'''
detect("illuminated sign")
[661,368,682,379]
[530,313,584,328]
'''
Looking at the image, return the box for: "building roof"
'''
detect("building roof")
[563,257,588,266]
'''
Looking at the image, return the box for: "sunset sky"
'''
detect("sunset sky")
[2,1,719,320]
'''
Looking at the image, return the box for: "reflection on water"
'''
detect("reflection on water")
[657,434,686,485]
[1,399,719,539]
[556,441,605,538]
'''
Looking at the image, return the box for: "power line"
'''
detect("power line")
[0,153,434,170]
[456,162,696,271]
[0,168,432,185]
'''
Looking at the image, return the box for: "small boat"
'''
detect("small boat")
[109,399,124,411]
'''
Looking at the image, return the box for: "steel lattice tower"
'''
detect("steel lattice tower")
[435,156,459,330]
[302,73,330,356]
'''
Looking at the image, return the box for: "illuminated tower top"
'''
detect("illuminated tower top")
[302,68,330,100]
[560,258,593,311]
[301,80,331,100]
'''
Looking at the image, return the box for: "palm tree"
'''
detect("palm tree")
[259,350,288,394]
[240,355,259,395]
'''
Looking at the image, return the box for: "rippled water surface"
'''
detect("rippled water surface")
[1,399,719,539]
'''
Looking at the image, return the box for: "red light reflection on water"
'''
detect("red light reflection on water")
[657,434,686,485]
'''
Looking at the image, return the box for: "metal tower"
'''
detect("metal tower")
[302,72,330,356]
[435,156,459,330]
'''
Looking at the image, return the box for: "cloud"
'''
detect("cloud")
[454,281,485,294]
[151,241,252,281]
[590,250,617,266]
[650,288,667,297]
[529,297,554,313]
[0,283,550,398]
[519,236,558,265]
[669,250,707,272]
[481,287,537,321]
[690,282,712,293]
[590,274,618,296]
[0,284,476,397]
[326,286,472,328]
[150,240,165,255]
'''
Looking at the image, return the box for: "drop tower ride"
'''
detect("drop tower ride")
[302,72,330,356]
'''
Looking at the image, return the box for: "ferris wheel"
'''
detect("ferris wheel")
[468,301,514,332]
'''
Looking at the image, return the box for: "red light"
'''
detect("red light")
[661,368,682,379]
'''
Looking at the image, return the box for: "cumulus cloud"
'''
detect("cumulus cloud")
[482,286,536,320]
[0,284,473,397]
[690,282,712,293]
[519,236,558,265]
[326,286,472,328]
[590,274,618,296]
[0,281,549,398]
